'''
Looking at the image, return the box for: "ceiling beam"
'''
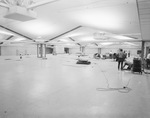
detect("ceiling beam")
[27,0,59,9]
[94,43,98,46]
[5,35,13,40]
[0,25,35,41]
[2,0,10,5]
[69,37,75,41]
[45,26,82,42]
[69,37,81,46]
[0,35,14,45]
[0,2,9,8]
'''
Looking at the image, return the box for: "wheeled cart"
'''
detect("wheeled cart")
[132,58,142,74]
[76,60,91,65]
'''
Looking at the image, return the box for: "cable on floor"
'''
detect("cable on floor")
[120,70,132,88]
[97,87,132,93]
[96,62,132,93]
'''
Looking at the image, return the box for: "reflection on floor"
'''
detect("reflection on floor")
[0,54,150,118]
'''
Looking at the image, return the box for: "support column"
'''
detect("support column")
[0,46,2,56]
[141,41,145,64]
[80,46,82,52]
[37,44,46,58]
[98,48,101,54]
[81,46,85,55]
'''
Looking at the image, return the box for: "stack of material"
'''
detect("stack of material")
[132,58,142,74]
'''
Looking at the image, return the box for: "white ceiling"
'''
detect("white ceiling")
[137,0,150,41]
[0,0,145,48]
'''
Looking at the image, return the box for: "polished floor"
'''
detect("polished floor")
[0,54,150,118]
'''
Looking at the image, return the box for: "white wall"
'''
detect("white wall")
[69,47,80,54]
[101,48,141,56]
[1,46,17,56]
[1,44,37,56]
[101,48,118,55]
[145,42,150,57]
[69,47,98,55]
[55,45,64,54]
[27,45,37,55]
[129,48,140,56]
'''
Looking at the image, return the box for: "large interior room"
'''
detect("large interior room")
[0,0,150,118]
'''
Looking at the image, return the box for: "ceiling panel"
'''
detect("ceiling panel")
[0,0,143,47]
[137,0,150,40]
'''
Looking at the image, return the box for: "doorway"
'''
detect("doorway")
[46,48,53,54]
[64,48,69,54]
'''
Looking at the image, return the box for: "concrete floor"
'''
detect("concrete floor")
[0,54,150,118]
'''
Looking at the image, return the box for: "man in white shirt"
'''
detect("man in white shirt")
[147,52,150,59]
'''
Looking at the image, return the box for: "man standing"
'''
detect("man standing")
[118,49,125,70]
[146,49,150,69]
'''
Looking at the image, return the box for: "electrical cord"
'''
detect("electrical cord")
[96,61,132,93]
[120,70,132,88]
[101,70,110,88]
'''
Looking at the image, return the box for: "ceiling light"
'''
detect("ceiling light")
[18,21,58,36]
[63,32,86,38]
[124,42,139,46]
[59,39,69,42]
[113,35,134,40]
[0,29,14,35]
[100,42,113,45]
[14,37,26,41]
[79,36,96,41]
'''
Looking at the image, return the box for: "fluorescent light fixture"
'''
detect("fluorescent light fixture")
[59,38,69,42]
[87,43,97,47]
[14,37,26,41]
[36,39,44,42]
[35,36,48,42]
[113,35,134,40]
[37,36,42,38]
[66,43,72,45]
[18,20,58,36]
[0,30,14,35]
[100,42,113,45]
[63,32,86,38]
[124,42,139,46]
[64,43,77,47]
[79,36,96,41]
